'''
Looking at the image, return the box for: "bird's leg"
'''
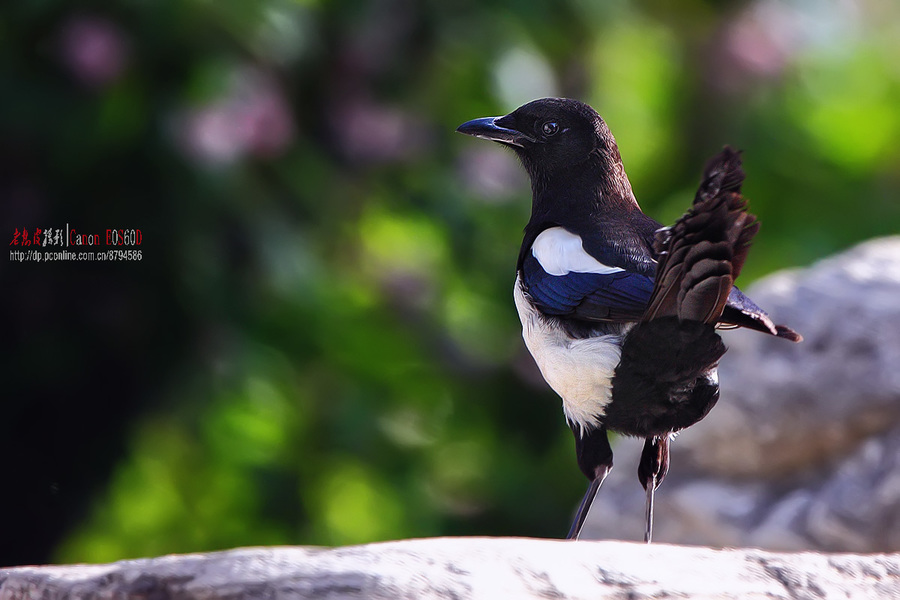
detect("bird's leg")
[568,425,613,540]
[644,474,655,543]
[638,435,670,543]
[567,463,611,540]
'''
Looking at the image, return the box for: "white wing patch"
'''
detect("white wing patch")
[532,227,624,276]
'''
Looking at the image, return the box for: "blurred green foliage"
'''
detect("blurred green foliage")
[2,0,899,564]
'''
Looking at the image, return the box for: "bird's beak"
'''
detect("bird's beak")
[456,115,534,147]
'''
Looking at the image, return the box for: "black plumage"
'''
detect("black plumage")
[457,97,800,541]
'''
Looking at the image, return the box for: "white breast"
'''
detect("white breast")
[513,274,628,433]
[531,227,624,276]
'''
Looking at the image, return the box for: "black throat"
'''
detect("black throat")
[527,145,639,218]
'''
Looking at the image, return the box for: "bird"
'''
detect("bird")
[456,97,801,542]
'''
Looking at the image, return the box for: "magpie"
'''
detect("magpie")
[456,98,801,542]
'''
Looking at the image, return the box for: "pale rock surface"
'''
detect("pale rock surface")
[2,538,899,599]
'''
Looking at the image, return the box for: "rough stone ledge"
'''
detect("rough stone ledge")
[2,537,899,599]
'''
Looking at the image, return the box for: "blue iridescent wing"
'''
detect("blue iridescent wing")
[521,252,654,322]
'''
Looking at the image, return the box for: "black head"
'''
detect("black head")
[457,98,620,177]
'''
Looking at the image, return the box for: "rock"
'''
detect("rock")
[2,538,899,599]
[580,237,900,552]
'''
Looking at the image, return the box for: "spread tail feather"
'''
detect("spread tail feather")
[684,147,801,342]
[644,151,758,325]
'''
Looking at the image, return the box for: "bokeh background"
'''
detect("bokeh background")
[2,0,899,567]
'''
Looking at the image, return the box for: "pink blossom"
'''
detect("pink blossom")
[59,15,129,88]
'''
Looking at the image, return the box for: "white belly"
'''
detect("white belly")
[513,275,628,432]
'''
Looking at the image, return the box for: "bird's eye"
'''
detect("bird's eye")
[541,121,560,136]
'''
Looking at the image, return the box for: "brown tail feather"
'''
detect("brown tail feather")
[696,146,745,201]
[644,162,758,325]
